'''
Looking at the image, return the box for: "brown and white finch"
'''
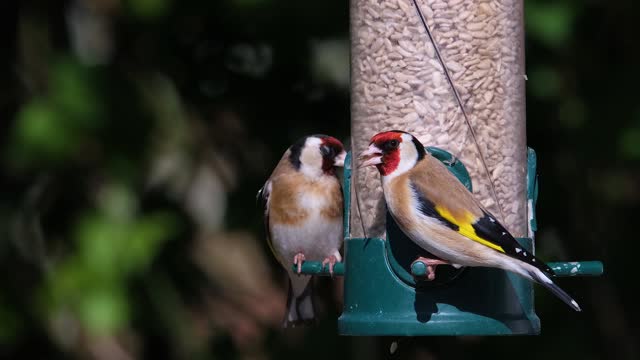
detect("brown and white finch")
[359,130,581,311]
[258,135,346,326]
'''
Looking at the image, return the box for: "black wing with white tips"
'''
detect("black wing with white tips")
[472,211,554,275]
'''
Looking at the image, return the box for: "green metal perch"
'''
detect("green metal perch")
[292,260,603,278]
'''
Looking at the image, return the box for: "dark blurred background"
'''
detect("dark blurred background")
[0,0,637,359]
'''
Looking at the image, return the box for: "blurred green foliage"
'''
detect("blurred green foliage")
[42,183,177,335]
[526,2,576,48]
[10,58,104,167]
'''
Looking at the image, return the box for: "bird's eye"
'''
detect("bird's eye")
[320,145,334,157]
[386,140,399,150]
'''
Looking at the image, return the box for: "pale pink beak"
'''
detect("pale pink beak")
[333,150,347,167]
[358,145,383,168]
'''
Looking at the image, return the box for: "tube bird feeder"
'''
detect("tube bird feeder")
[293,0,603,335]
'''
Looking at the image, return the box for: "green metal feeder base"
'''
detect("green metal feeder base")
[299,235,602,336]
[339,237,542,336]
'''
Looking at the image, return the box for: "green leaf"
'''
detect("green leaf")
[122,212,178,273]
[7,57,106,168]
[79,286,129,334]
[75,214,124,277]
[526,2,576,48]
[10,99,75,163]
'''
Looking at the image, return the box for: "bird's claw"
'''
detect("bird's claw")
[322,255,339,277]
[293,253,306,274]
[426,265,437,281]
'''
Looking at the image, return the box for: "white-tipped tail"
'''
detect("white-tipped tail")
[528,267,582,312]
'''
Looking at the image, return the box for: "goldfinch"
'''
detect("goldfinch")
[359,130,581,312]
[258,134,346,326]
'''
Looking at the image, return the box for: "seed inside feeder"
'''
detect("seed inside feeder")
[350,0,527,239]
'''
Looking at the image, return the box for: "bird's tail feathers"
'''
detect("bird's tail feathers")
[283,275,316,327]
[527,266,582,312]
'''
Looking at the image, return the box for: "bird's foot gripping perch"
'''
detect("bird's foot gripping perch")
[411,257,450,281]
[293,253,306,274]
[322,252,342,277]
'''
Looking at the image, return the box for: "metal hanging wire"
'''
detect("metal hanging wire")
[411,0,506,223]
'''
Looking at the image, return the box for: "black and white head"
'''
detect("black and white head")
[289,135,346,177]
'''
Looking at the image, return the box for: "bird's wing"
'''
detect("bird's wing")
[257,180,277,257]
[409,157,554,275]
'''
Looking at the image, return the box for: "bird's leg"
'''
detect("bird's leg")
[293,253,306,274]
[321,251,341,277]
[412,257,450,281]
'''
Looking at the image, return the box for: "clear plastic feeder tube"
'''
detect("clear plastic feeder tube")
[350,0,527,239]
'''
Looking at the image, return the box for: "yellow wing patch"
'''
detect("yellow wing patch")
[434,206,505,253]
